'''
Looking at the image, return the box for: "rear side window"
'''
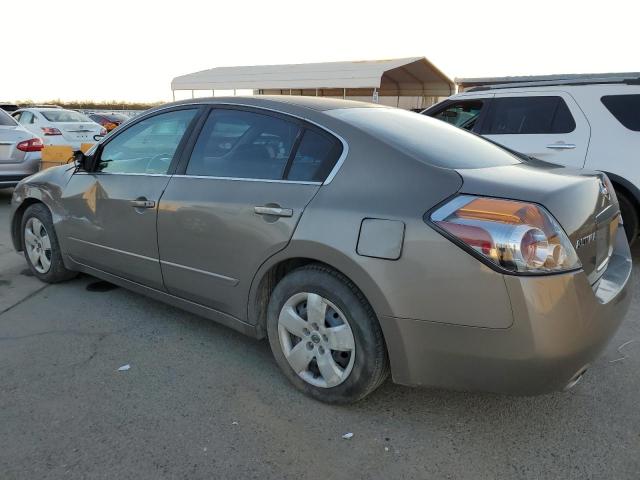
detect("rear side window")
[287,129,342,182]
[601,95,640,131]
[429,100,484,131]
[482,96,576,134]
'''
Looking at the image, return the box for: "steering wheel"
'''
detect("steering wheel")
[145,153,172,173]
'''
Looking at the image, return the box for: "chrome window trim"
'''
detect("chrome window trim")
[74,172,171,177]
[127,100,349,185]
[171,175,321,185]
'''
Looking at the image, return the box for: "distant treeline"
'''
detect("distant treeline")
[15,100,165,110]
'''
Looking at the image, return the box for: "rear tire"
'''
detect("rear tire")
[21,203,77,283]
[267,264,389,404]
[617,191,638,245]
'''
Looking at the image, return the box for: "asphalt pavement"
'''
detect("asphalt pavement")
[1,187,639,480]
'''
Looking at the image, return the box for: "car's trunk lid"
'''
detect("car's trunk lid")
[457,161,620,284]
[56,122,100,144]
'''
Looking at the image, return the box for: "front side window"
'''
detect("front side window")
[97,109,197,174]
[482,96,576,135]
[187,109,300,180]
[431,100,484,131]
[601,95,640,131]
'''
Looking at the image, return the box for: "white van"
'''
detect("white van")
[422,75,640,243]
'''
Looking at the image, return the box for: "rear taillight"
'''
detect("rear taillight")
[41,127,62,136]
[16,138,44,152]
[429,195,581,274]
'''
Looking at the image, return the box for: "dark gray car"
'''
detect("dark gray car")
[9,97,632,403]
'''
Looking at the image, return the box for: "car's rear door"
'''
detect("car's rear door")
[157,106,343,320]
[480,91,590,167]
[59,106,201,289]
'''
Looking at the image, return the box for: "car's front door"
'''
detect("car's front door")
[480,92,591,167]
[59,107,200,289]
[157,106,343,320]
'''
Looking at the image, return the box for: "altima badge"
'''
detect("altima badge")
[575,232,596,249]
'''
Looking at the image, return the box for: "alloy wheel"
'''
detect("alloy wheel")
[24,217,52,274]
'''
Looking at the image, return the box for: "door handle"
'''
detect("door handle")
[546,143,576,150]
[130,199,156,209]
[254,206,293,217]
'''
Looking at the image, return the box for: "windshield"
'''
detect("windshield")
[328,107,522,169]
[0,109,17,126]
[40,110,91,123]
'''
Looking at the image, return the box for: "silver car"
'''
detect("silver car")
[9,97,632,403]
[0,108,42,188]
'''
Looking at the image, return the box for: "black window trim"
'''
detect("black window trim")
[174,103,346,185]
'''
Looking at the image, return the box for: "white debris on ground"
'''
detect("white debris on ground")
[609,339,638,363]
[341,432,354,439]
[117,364,131,371]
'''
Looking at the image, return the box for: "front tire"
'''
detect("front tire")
[21,203,77,283]
[267,264,389,404]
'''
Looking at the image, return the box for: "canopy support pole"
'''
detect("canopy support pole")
[315,88,318,96]
[191,90,194,99]
[343,88,346,99]
[172,90,175,102]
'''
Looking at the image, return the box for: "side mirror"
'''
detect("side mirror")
[73,150,92,171]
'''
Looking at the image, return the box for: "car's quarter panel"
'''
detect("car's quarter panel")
[576,85,640,199]
[58,173,171,289]
[157,178,319,319]
[279,119,514,329]
[380,225,632,392]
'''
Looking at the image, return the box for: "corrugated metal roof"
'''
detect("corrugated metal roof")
[171,57,454,95]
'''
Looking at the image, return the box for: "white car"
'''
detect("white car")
[422,76,640,242]
[0,109,43,188]
[12,107,106,150]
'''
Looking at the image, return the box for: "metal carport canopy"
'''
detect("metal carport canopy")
[171,57,454,97]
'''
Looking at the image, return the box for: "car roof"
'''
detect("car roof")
[164,95,386,112]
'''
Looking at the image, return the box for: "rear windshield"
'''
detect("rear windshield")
[601,95,640,131]
[328,107,521,169]
[94,113,128,122]
[41,110,90,123]
[0,109,17,126]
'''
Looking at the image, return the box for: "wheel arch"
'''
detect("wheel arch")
[11,198,47,252]
[247,242,393,341]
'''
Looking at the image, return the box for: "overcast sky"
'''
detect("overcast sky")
[1,0,636,102]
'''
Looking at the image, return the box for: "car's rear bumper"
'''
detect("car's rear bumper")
[0,154,40,187]
[381,227,633,394]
